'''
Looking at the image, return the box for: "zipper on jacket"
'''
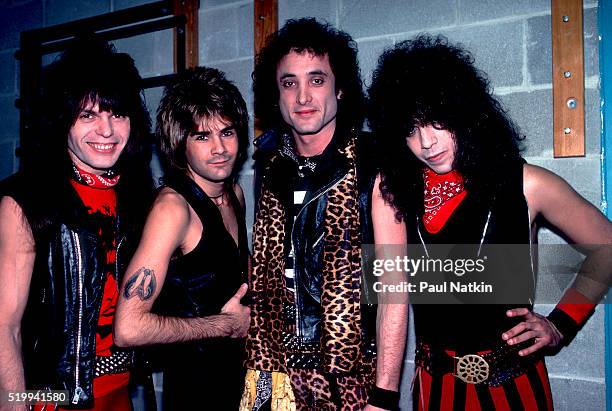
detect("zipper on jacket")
[71,231,85,404]
[115,236,125,288]
[290,173,348,337]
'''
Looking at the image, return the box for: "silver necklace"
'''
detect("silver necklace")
[416,209,492,258]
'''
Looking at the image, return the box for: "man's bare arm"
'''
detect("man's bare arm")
[370,176,408,392]
[524,164,612,244]
[0,197,35,411]
[114,190,250,347]
[502,165,612,355]
[525,165,612,299]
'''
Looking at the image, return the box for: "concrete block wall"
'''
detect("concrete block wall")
[199,0,256,234]
[0,0,605,409]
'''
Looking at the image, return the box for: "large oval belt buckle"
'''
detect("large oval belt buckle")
[454,354,490,384]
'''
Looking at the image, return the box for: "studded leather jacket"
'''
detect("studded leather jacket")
[254,128,379,345]
[1,174,136,409]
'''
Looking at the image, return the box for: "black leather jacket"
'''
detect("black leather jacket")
[1,174,134,409]
[254,128,378,344]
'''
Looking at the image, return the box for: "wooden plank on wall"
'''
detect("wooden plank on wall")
[255,0,278,58]
[254,0,278,137]
[552,0,585,157]
[173,0,199,70]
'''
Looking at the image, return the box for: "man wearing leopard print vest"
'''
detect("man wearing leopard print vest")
[240,18,405,411]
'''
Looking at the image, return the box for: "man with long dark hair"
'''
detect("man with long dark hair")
[114,66,251,410]
[368,35,611,409]
[0,39,153,410]
[241,17,402,411]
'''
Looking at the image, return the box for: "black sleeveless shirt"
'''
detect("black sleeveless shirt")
[151,172,249,408]
[410,163,535,351]
[153,172,248,320]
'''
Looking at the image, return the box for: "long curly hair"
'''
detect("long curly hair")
[156,66,249,183]
[253,17,365,136]
[368,35,524,221]
[23,37,153,233]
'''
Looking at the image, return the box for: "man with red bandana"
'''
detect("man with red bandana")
[368,35,611,410]
[0,38,152,410]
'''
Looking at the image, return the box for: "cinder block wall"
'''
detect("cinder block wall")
[0,0,604,409]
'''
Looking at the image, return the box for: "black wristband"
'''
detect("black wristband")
[547,307,580,346]
[368,385,400,410]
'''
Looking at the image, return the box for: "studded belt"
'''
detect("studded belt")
[415,341,534,386]
[94,350,134,377]
[282,332,321,368]
[282,332,377,369]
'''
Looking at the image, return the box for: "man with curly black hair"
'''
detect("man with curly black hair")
[368,35,611,409]
[241,18,402,411]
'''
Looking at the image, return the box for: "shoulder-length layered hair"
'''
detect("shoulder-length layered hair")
[156,66,249,182]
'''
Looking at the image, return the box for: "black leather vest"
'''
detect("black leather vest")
[1,173,134,409]
[255,129,378,345]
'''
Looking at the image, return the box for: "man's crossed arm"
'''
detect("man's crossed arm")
[114,189,250,348]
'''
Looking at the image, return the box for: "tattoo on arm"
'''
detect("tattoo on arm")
[123,267,157,301]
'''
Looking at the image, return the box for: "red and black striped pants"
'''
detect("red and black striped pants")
[413,359,553,410]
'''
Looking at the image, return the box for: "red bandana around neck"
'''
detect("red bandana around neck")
[72,164,120,189]
[423,167,467,234]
